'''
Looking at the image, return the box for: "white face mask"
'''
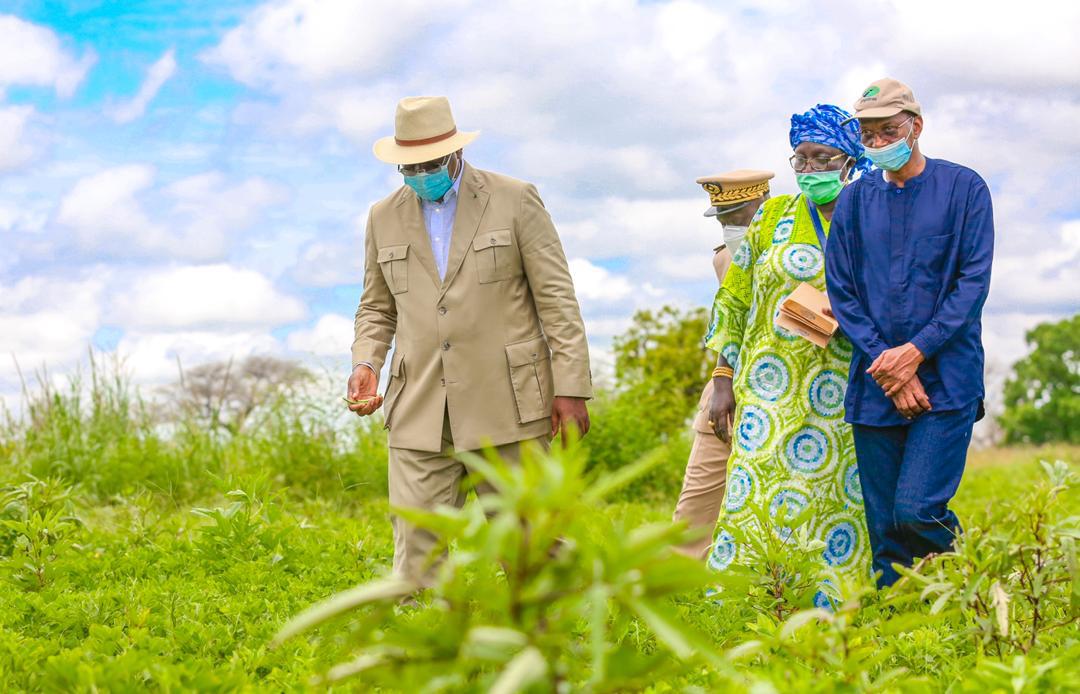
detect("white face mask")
[723,225,750,254]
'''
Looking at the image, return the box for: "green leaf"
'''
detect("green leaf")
[624,597,695,660]
[271,576,415,646]
[488,646,548,694]
[583,449,666,504]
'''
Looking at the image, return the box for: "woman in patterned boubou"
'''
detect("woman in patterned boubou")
[704,104,873,605]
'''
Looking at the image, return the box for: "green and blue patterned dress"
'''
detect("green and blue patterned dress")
[705,193,870,599]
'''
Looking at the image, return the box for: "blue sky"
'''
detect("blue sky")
[1,0,1078,405]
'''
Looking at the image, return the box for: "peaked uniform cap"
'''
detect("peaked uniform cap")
[696,169,774,217]
[373,96,480,165]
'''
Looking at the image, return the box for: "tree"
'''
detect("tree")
[168,355,313,434]
[1000,314,1080,444]
[610,306,714,435]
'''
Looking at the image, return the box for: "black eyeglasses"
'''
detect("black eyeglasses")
[397,154,453,177]
[789,153,847,172]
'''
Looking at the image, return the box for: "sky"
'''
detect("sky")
[0,0,1078,408]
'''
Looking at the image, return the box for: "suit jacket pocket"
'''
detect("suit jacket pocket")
[473,228,521,283]
[505,336,553,424]
[382,351,406,430]
[377,244,410,294]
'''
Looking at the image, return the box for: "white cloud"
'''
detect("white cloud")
[0,14,94,97]
[286,313,354,356]
[0,105,37,171]
[109,49,177,123]
[109,264,306,330]
[57,164,169,253]
[205,0,470,88]
[291,237,364,287]
[115,329,284,385]
[55,166,287,260]
[568,258,634,302]
[0,273,107,391]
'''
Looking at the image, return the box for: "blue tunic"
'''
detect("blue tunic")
[825,158,995,427]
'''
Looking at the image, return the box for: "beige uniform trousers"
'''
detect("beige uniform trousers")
[672,379,732,560]
[388,412,549,584]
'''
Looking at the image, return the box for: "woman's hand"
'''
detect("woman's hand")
[708,377,737,443]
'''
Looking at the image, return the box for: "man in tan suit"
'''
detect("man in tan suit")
[347,96,592,582]
[672,170,773,559]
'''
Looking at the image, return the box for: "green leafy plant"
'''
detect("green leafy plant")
[272,442,733,691]
[0,475,82,590]
[895,460,1080,656]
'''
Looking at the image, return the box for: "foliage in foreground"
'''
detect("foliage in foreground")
[275,442,729,691]
[278,445,1080,692]
[0,361,1078,691]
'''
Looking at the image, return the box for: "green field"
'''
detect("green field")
[1,376,1077,692]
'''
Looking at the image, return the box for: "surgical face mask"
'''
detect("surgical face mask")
[795,169,846,204]
[722,224,750,254]
[403,159,455,201]
[864,122,915,171]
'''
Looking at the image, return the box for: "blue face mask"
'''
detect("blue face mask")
[404,160,455,201]
[864,122,915,171]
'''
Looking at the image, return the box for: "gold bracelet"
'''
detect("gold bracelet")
[712,366,734,379]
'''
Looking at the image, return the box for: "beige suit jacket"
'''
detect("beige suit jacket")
[351,164,592,452]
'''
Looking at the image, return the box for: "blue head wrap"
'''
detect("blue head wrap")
[789,104,873,176]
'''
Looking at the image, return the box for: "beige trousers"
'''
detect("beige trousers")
[388,412,549,584]
[672,379,732,560]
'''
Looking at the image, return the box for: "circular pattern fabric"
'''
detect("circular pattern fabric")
[809,370,846,418]
[721,342,740,371]
[822,520,859,567]
[708,531,736,571]
[737,405,773,452]
[827,334,853,362]
[748,353,791,402]
[768,488,809,524]
[771,305,798,341]
[772,218,794,244]
[725,465,753,513]
[780,243,823,280]
[843,462,863,505]
[784,426,831,474]
[733,241,752,269]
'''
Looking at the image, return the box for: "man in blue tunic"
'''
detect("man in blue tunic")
[825,78,995,588]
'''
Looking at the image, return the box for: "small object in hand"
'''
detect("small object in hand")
[343,396,375,406]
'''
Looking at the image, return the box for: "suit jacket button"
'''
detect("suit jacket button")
[442,341,451,351]
[438,306,448,315]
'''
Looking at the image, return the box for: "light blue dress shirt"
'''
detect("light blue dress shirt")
[420,167,463,280]
[353,166,463,374]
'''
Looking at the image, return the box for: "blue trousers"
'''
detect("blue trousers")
[851,401,979,587]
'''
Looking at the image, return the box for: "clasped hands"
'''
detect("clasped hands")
[867,343,931,420]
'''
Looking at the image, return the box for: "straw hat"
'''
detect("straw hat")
[373,96,480,165]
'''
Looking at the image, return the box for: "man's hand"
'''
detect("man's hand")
[346,365,383,416]
[867,342,925,396]
[551,396,590,443]
[708,377,737,443]
[890,374,932,420]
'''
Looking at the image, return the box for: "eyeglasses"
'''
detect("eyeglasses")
[789,152,847,172]
[859,117,914,146]
[397,154,452,177]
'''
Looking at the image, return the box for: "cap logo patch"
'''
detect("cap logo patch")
[862,85,881,97]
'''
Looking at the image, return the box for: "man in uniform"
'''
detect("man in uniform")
[347,96,593,583]
[672,169,773,559]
